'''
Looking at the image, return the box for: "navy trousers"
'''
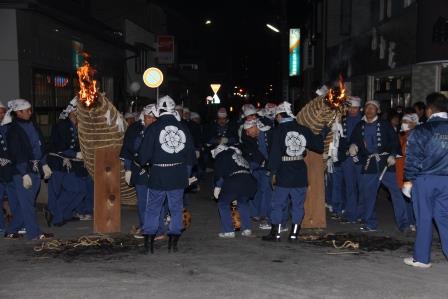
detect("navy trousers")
[0,181,18,232]
[76,176,93,216]
[135,185,148,228]
[412,175,448,264]
[250,169,272,219]
[52,173,86,224]
[325,172,333,207]
[218,192,250,233]
[342,159,363,221]
[330,166,345,215]
[271,186,307,225]
[47,171,64,217]
[11,174,41,239]
[360,171,410,230]
[143,188,184,235]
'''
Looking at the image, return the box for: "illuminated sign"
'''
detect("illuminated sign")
[210,84,221,104]
[289,29,300,77]
[143,67,164,88]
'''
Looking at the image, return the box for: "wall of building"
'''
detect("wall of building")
[124,19,156,103]
[416,0,448,63]
[16,10,125,102]
[412,63,440,102]
[0,9,20,103]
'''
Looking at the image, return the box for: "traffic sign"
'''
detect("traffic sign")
[143,67,164,88]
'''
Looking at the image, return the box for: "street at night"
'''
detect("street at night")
[1,184,448,299]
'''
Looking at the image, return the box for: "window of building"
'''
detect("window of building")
[386,0,392,18]
[441,66,448,92]
[316,1,323,34]
[340,0,352,36]
[433,17,448,44]
[33,69,74,139]
[303,39,314,69]
[403,0,414,8]
[134,43,151,75]
[379,0,385,21]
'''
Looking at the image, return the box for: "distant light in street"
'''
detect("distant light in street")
[205,20,212,25]
[230,106,234,112]
[266,24,280,33]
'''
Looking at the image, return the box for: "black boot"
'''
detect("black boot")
[168,234,180,253]
[262,224,282,242]
[143,234,156,254]
[288,224,301,242]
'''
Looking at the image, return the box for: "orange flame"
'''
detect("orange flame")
[77,60,98,107]
[325,75,347,109]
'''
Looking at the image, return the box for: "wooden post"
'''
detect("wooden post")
[94,146,121,233]
[302,150,327,229]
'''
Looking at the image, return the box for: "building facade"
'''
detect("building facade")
[302,0,448,111]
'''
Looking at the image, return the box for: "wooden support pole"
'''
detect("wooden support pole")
[94,146,121,233]
[302,150,327,229]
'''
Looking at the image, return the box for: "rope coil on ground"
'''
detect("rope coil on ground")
[332,240,359,250]
[33,235,114,252]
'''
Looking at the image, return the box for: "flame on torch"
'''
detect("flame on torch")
[77,60,98,107]
[325,75,347,109]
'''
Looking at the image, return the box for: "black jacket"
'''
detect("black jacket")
[214,148,257,197]
[47,119,88,177]
[139,114,195,190]
[269,120,324,188]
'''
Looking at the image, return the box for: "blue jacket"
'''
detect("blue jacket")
[214,148,257,197]
[0,124,14,182]
[242,129,272,170]
[138,114,195,191]
[204,121,239,147]
[337,113,362,163]
[7,118,47,176]
[350,118,400,174]
[120,121,149,186]
[48,119,88,177]
[269,120,324,188]
[405,116,448,181]
[186,120,203,149]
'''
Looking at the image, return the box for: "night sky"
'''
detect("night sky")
[162,0,309,101]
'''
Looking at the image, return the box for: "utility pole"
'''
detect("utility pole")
[280,0,289,105]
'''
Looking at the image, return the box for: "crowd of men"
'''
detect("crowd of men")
[0,98,91,241]
[0,90,447,268]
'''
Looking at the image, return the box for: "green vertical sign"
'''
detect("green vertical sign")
[289,28,300,77]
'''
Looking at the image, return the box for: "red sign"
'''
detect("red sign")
[157,35,174,64]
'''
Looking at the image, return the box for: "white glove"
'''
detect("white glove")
[213,187,221,199]
[220,137,229,145]
[42,164,52,179]
[402,182,412,198]
[125,170,132,185]
[349,144,358,157]
[76,152,83,160]
[195,150,200,159]
[22,174,32,189]
[188,176,198,186]
[387,155,396,167]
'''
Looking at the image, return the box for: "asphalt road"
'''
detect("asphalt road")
[0,183,447,299]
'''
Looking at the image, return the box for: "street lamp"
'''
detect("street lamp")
[266,23,280,33]
[205,19,212,25]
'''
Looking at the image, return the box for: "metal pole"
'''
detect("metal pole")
[281,0,289,104]
[156,87,159,105]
